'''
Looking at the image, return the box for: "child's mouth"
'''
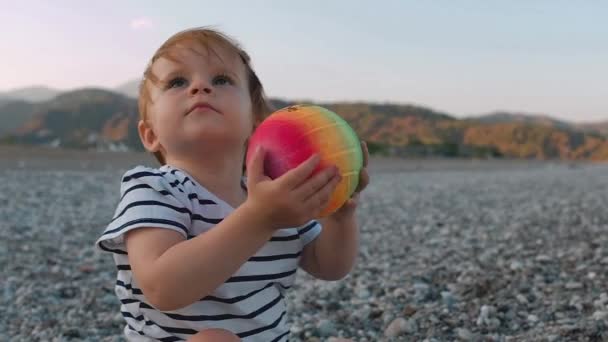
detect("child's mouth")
[188,102,220,115]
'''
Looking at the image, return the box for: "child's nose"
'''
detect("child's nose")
[189,79,212,95]
[190,86,212,95]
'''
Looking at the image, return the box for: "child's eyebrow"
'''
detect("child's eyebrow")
[222,69,241,82]
[158,62,242,83]
[208,63,242,83]
[159,68,187,82]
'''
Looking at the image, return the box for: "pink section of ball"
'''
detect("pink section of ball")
[246,118,317,179]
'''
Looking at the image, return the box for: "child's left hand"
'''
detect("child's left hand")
[329,141,370,219]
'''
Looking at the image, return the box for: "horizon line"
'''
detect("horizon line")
[0,83,604,124]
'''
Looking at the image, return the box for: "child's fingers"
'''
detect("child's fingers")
[278,154,321,189]
[355,168,370,193]
[246,146,267,184]
[295,166,339,199]
[350,192,361,205]
[305,171,341,211]
[343,197,358,210]
[334,193,360,215]
[361,141,369,167]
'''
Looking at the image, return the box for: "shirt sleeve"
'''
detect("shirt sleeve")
[95,166,192,254]
[298,219,322,247]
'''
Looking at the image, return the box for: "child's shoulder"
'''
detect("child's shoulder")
[119,165,184,194]
[119,164,214,199]
[121,164,167,182]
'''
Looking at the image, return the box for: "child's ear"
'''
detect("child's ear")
[138,120,161,153]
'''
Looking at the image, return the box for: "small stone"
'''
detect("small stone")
[487,318,501,331]
[403,319,418,334]
[102,294,117,305]
[535,255,551,263]
[516,294,528,304]
[58,286,78,299]
[456,328,473,341]
[356,288,371,300]
[113,312,123,323]
[510,260,523,271]
[594,295,608,309]
[317,320,336,337]
[592,311,608,320]
[527,314,539,323]
[413,282,430,302]
[291,323,303,334]
[392,288,407,297]
[369,308,384,319]
[565,282,583,290]
[403,305,417,317]
[441,291,456,310]
[384,318,407,338]
[79,264,95,273]
[477,305,496,326]
[326,301,340,311]
[354,307,371,321]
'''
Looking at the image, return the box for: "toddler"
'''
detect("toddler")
[96,27,369,342]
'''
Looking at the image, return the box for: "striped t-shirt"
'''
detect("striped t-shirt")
[96,165,322,341]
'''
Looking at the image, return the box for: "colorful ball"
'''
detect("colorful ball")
[246,104,363,217]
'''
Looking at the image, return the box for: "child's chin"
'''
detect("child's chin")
[192,131,247,148]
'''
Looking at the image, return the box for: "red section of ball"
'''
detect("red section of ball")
[246,118,318,179]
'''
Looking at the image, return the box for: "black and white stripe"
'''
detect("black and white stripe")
[96,165,321,341]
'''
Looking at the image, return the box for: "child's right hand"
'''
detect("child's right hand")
[244,146,341,230]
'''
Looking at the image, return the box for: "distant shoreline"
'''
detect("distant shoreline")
[0,144,601,173]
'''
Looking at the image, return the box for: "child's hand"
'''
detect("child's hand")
[245,146,341,229]
[329,141,370,219]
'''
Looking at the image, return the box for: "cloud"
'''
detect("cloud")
[130,17,153,30]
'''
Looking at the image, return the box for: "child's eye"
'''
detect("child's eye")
[212,74,233,86]
[166,77,188,89]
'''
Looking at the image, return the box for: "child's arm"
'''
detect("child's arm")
[299,142,370,281]
[125,203,274,311]
[299,210,360,281]
[125,148,341,311]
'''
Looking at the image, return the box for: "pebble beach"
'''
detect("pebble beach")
[2,147,607,341]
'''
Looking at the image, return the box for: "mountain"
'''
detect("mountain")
[468,112,574,130]
[469,112,608,145]
[577,121,608,136]
[115,79,140,98]
[459,122,608,160]
[0,100,37,136]
[324,106,608,160]
[0,86,61,102]
[0,80,140,103]
[2,88,139,151]
[2,86,608,160]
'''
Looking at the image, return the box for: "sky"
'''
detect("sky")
[1,0,607,122]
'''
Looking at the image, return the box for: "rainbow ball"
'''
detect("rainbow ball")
[246,104,363,217]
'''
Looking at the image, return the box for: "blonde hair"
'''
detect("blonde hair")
[138,27,273,164]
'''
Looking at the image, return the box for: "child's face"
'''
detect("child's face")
[143,43,254,163]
